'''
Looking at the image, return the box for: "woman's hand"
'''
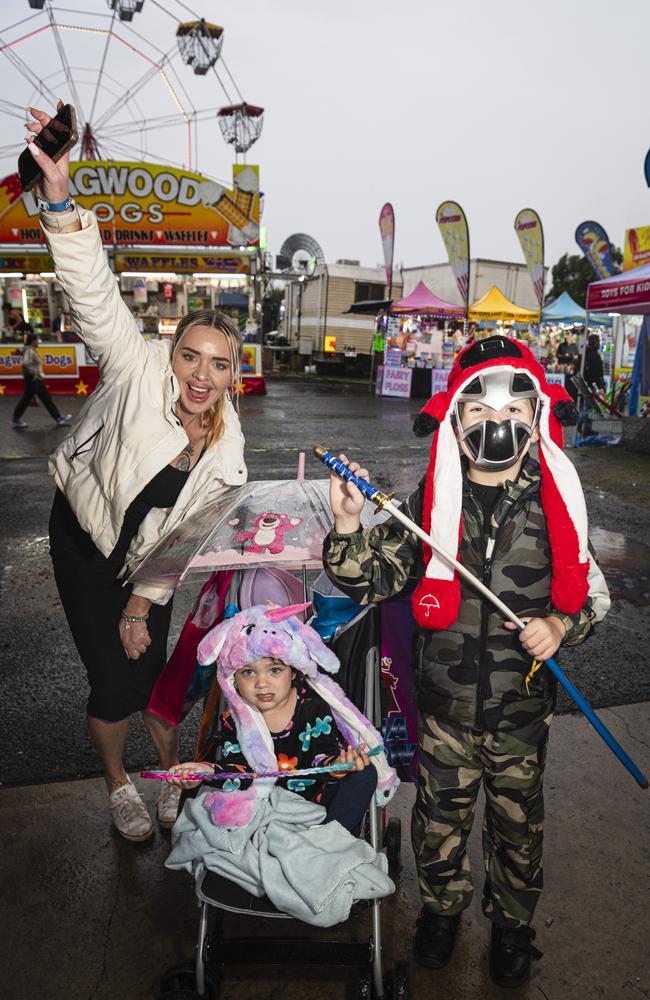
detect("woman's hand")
[329,453,368,534]
[25,101,73,205]
[504,616,566,661]
[119,595,153,660]
[331,743,370,777]
[165,762,215,790]
[119,618,151,660]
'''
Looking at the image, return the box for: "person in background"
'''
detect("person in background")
[52,306,66,342]
[2,312,19,342]
[11,331,71,429]
[556,331,579,369]
[16,315,35,339]
[583,334,606,392]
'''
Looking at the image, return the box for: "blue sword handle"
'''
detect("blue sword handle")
[314,447,381,503]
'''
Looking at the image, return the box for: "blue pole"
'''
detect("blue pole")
[315,445,649,789]
[543,656,647,789]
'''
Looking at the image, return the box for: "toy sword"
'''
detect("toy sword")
[315,445,648,790]
[142,744,383,783]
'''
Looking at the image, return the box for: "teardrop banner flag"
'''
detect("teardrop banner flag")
[514,208,545,308]
[379,202,395,295]
[575,220,615,279]
[436,201,470,307]
[644,148,650,188]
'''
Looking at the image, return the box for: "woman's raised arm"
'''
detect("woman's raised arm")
[25,103,147,384]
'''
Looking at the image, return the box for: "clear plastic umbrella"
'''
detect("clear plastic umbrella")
[128,478,385,590]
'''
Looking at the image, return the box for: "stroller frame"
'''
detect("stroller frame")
[176,637,395,999]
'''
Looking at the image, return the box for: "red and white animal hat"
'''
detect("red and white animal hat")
[411,335,588,630]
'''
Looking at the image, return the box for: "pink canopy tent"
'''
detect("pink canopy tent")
[586,261,650,315]
[391,280,465,316]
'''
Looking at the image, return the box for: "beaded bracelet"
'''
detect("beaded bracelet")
[120,610,149,630]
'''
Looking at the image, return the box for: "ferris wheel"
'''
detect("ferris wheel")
[0,0,265,180]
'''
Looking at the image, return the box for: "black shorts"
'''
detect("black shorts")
[49,491,174,722]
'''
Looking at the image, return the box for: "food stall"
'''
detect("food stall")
[0,158,266,396]
[377,281,465,398]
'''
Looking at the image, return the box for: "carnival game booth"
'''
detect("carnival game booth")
[587,261,650,436]
[541,291,613,389]
[378,281,465,399]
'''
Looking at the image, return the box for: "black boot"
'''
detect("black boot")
[413,910,461,969]
[489,922,543,988]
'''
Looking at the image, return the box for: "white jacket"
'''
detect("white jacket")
[45,209,247,605]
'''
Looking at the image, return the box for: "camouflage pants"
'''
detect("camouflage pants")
[411,712,551,928]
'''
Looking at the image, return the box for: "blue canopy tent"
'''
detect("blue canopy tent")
[542,291,611,326]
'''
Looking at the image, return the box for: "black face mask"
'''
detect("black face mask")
[462,419,533,471]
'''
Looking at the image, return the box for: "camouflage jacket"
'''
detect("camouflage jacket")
[323,457,610,731]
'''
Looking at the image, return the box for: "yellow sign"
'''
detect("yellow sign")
[0,161,259,247]
[436,201,470,306]
[114,252,251,274]
[514,209,545,308]
[623,225,650,271]
[0,254,53,273]
[324,335,337,353]
[0,347,22,375]
[241,345,261,375]
[40,346,78,377]
[0,346,77,377]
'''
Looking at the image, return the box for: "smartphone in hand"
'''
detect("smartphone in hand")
[18,104,78,193]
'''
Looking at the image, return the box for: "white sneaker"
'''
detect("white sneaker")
[157,781,182,829]
[109,775,154,842]
[56,414,72,426]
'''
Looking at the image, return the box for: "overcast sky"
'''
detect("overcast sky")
[1,0,648,272]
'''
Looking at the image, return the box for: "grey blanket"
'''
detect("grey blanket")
[166,786,395,927]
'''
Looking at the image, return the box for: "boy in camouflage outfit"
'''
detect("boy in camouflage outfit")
[323,336,610,988]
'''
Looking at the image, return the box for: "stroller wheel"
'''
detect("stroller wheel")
[159,960,220,1000]
[391,959,412,999]
[384,816,402,870]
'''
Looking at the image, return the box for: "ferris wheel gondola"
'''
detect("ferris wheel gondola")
[107,0,145,21]
[176,19,224,75]
[217,103,265,155]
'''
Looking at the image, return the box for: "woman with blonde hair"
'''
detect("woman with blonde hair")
[26,102,247,842]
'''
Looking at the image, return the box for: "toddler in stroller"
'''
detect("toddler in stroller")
[160,602,401,999]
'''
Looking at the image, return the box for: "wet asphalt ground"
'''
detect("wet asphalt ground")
[1,377,649,787]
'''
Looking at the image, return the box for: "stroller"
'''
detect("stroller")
[157,570,415,1000]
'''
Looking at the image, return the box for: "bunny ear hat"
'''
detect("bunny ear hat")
[197,603,399,814]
